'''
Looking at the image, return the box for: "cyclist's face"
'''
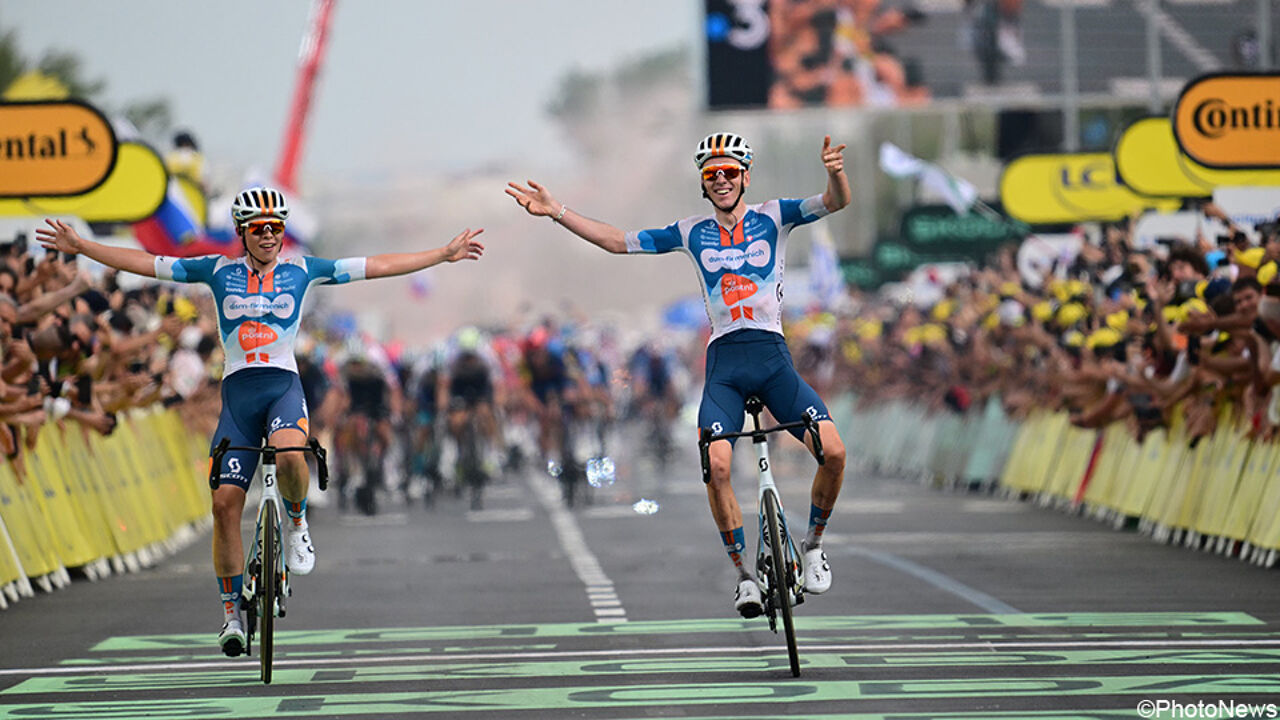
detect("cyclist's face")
[240,219,285,261]
[701,157,748,210]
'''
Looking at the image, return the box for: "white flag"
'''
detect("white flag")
[879,142,978,215]
[879,142,926,179]
[808,225,847,308]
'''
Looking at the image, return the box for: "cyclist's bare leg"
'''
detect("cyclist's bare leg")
[805,420,846,510]
[803,419,846,552]
[211,485,247,576]
[705,438,744,533]
[270,427,310,504]
[706,438,754,595]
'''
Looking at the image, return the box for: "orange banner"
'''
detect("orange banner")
[0,101,116,197]
[1173,73,1280,169]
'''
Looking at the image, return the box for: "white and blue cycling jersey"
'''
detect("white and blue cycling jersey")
[624,195,830,343]
[155,253,367,378]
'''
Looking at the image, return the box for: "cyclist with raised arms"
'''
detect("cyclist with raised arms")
[37,188,483,655]
[507,133,849,617]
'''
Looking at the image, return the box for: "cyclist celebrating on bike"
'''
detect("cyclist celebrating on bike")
[508,133,849,617]
[37,187,483,655]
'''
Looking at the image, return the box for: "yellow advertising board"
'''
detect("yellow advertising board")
[1115,117,1280,197]
[1000,153,1177,224]
[1173,73,1280,169]
[0,100,117,197]
[0,142,166,223]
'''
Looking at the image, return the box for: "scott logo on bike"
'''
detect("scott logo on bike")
[712,422,724,435]
[759,457,769,472]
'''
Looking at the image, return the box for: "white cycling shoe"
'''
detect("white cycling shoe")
[802,543,831,595]
[219,615,246,657]
[734,578,764,618]
[287,523,316,576]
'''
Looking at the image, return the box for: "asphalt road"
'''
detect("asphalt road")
[1,422,1279,719]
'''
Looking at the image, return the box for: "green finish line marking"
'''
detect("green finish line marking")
[12,649,1280,695]
[88,612,1263,652]
[3,676,1280,717]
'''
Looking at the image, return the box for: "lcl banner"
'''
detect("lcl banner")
[1173,73,1280,169]
[1115,117,1280,197]
[1000,153,1177,224]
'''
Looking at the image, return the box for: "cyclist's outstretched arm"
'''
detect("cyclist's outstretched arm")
[36,219,158,278]
[820,135,851,214]
[506,180,626,254]
[365,228,484,279]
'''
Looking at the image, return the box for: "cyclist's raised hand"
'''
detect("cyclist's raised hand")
[441,228,486,263]
[821,136,847,176]
[35,218,85,256]
[506,180,561,219]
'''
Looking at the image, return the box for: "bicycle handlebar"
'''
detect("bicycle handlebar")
[209,437,329,492]
[697,415,826,484]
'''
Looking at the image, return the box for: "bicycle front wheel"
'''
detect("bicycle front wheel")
[259,499,280,684]
[763,489,800,677]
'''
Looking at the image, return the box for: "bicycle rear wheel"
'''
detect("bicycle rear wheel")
[259,499,280,684]
[763,489,800,677]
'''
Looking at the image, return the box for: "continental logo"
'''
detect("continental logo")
[1173,74,1280,169]
[0,100,117,197]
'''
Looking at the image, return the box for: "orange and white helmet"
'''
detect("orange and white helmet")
[230,186,290,227]
[694,132,753,169]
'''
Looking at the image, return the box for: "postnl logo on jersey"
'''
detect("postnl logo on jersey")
[720,273,758,305]
[700,239,771,272]
[223,294,296,320]
[238,321,279,351]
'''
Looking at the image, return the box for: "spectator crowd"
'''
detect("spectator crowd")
[0,230,222,481]
[786,203,1280,452]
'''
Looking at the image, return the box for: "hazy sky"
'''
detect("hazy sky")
[4,1,697,183]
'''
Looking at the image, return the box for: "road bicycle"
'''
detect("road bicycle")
[210,437,328,684]
[698,395,825,678]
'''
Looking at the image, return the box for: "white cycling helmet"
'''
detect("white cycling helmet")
[694,132,753,169]
[230,186,290,227]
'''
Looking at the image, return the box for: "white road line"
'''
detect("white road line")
[525,472,627,623]
[851,546,1020,614]
[466,508,535,522]
[338,513,409,527]
[5,638,1280,677]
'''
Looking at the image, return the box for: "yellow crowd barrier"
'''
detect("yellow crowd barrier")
[849,396,1280,568]
[0,406,209,607]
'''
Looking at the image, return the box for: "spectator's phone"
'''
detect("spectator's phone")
[25,376,40,395]
[76,375,92,406]
[45,246,58,259]
[12,234,26,256]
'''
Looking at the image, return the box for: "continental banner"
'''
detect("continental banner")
[0,100,116,197]
[1115,118,1280,197]
[1000,153,1178,224]
[1173,73,1280,169]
